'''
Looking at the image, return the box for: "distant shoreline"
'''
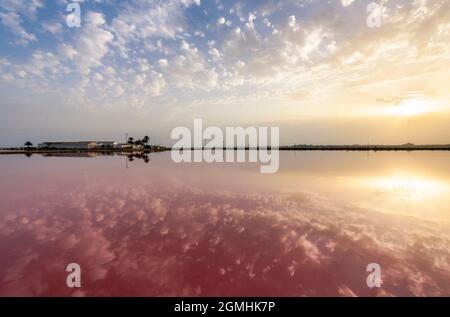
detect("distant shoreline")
[279,145,450,151]
[0,148,168,155]
[1,144,450,155]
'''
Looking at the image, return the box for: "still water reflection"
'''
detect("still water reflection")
[0,151,449,296]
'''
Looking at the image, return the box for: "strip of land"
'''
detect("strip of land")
[173,144,450,151]
[1,144,450,154]
[0,147,168,155]
[279,144,450,151]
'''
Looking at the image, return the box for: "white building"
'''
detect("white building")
[114,143,141,149]
[38,141,98,149]
[97,141,117,148]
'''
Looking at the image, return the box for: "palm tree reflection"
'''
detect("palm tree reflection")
[127,153,150,163]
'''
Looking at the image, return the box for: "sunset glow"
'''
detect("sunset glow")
[386,97,432,117]
[365,174,446,202]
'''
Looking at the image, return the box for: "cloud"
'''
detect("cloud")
[0,0,43,17]
[0,0,449,137]
[58,44,77,61]
[180,0,201,7]
[42,21,63,35]
[0,11,36,45]
[341,0,356,7]
[73,11,114,75]
[111,0,194,45]
[0,0,43,44]
[160,40,218,90]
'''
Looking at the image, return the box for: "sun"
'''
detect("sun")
[387,97,431,116]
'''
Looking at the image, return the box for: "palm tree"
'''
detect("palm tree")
[127,137,135,144]
[143,135,150,146]
[24,141,33,149]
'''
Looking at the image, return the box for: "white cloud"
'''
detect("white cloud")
[85,11,106,26]
[341,0,355,7]
[158,59,169,68]
[93,73,104,82]
[288,15,297,30]
[209,47,222,60]
[180,0,201,7]
[0,11,36,45]
[0,0,43,17]
[42,21,63,35]
[72,11,114,74]
[145,72,167,96]
[161,41,219,90]
[111,0,191,44]
[58,44,77,61]
[0,0,43,44]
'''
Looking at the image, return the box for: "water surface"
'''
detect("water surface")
[0,151,449,296]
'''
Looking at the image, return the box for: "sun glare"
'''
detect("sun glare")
[364,174,445,202]
[386,97,431,116]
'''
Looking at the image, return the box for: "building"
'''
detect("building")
[114,143,139,149]
[97,141,117,148]
[38,140,141,150]
[38,141,98,149]
[42,152,98,158]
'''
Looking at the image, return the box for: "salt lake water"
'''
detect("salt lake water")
[0,151,449,296]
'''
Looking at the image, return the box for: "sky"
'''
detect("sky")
[0,0,449,146]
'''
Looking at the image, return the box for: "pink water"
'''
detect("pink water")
[0,151,449,296]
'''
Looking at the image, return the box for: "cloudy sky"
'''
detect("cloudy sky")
[0,0,449,146]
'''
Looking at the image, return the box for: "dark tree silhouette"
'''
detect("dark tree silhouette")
[24,141,33,149]
[126,136,150,147]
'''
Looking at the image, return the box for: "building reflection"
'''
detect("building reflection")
[25,151,151,164]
